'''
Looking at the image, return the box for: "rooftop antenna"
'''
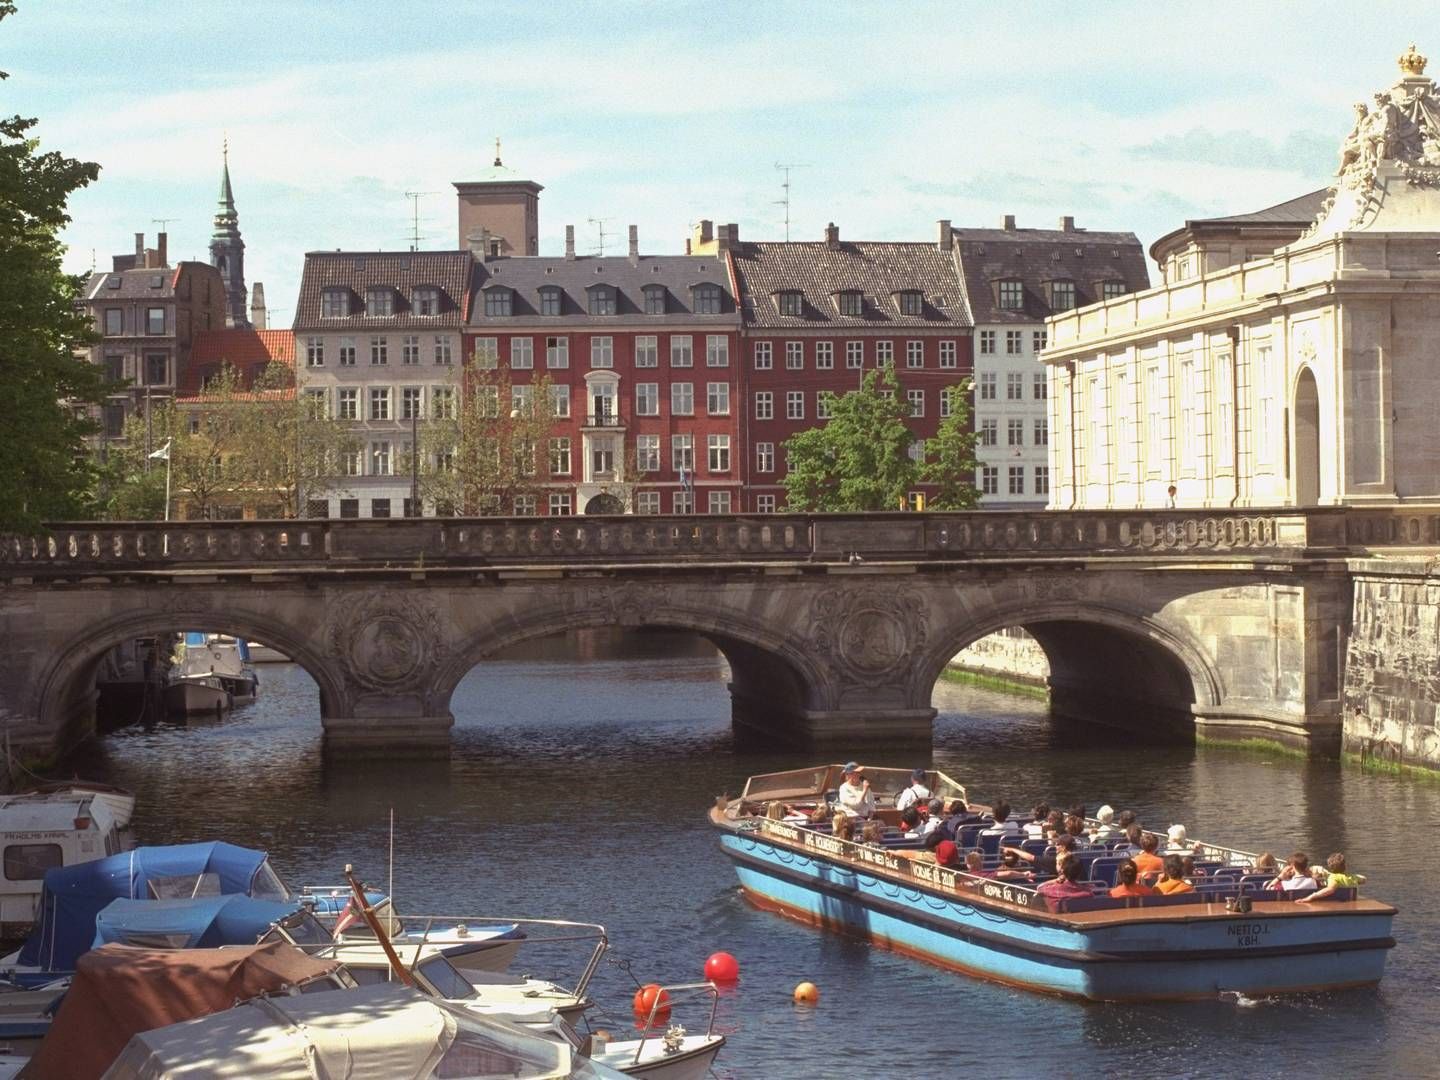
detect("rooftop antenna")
[152,217,180,232]
[774,162,809,242]
[587,217,614,256]
[404,191,438,251]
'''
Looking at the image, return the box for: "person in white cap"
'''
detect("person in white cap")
[837,762,874,820]
[1163,824,1196,856]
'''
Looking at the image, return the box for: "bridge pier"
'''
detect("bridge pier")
[730,690,934,749]
[320,713,455,758]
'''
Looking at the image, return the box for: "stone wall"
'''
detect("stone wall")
[949,629,1051,686]
[1343,559,1440,768]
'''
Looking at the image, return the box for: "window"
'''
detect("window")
[707,382,730,415]
[1115,369,1131,471]
[980,465,999,494]
[1145,365,1162,467]
[978,372,996,400]
[305,337,324,367]
[670,336,693,367]
[1008,418,1024,446]
[5,844,62,881]
[753,342,773,370]
[643,285,666,315]
[413,286,441,315]
[1215,350,1234,467]
[709,490,732,513]
[104,308,123,335]
[1008,465,1025,495]
[998,280,1024,310]
[320,289,348,317]
[516,438,538,476]
[1087,377,1106,472]
[511,384,533,417]
[1256,343,1274,464]
[706,335,729,367]
[1033,371,1047,400]
[898,290,923,316]
[756,442,775,473]
[630,382,657,416]
[343,449,363,477]
[337,388,358,420]
[939,340,957,369]
[1035,465,1050,495]
[636,491,660,514]
[1101,281,1128,300]
[1179,356,1197,464]
[837,290,862,316]
[1006,372,1023,400]
[540,287,562,316]
[1006,330,1023,355]
[905,341,924,369]
[145,353,167,385]
[371,498,391,518]
[370,336,388,365]
[1033,329,1048,352]
[672,490,694,514]
[431,387,455,420]
[509,337,532,369]
[146,307,165,335]
[636,336,658,368]
[756,494,776,513]
[846,341,864,368]
[637,434,660,472]
[304,388,329,419]
[590,336,613,368]
[339,497,360,517]
[483,289,511,317]
[338,337,356,366]
[1050,281,1076,311]
[477,385,499,418]
[755,391,773,420]
[473,338,498,370]
[785,341,803,370]
[401,386,423,420]
[371,442,392,476]
[939,389,952,418]
[817,392,833,420]
[815,341,834,369]
[1034,417,1049,446]
[693,284,722,314]
[876,341,894,367]
[979,330,995,355]
[307,498,330,518]
[588,286,616,316]
[778,291,803,316]
[549,492,573,516]
[786,390,805,420]
[369,387,391,420]
[402,335,420,365]
[671,382,694,415]
[980,418,997,446]
[907,389,925,418]
[672,434,694,471]
[546,336,569,368]
[549,385,569,418]
[366,288,393,316]
[549,437,571,475]
[514,494,537,516]
[707,434,731,472]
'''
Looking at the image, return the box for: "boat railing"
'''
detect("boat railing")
[632,981,719,1065]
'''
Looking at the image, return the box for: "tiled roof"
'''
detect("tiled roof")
[728,241,969,330]
[178,329,294,394]
[951,228,1149,325]
[292,250,472,330]
[467,255,739,328]
[82,265,180,302]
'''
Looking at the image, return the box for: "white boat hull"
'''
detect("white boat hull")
[164,679,230,715]
[592,1036,724,1080]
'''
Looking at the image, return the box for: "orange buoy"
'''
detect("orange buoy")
[632,983,671,1021]
[704,951,740,983]
[793,981,819,1005]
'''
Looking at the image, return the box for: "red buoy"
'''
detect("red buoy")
[704,951,740,983]
[632,983,671,1022]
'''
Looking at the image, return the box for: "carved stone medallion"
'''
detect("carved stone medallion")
[329,591,445,692]
[812,585,928,685]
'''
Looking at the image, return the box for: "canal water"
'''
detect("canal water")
[64,631,1438,1079]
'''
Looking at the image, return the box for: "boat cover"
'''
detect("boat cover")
[101,983,630,1080]
[26,941,341,1080]
[93,896,302,951]
[18,842,270,971]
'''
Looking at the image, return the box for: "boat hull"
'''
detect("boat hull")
[721,831,1393,1002]
[593,1036,724,1080]
[164,680,230,716]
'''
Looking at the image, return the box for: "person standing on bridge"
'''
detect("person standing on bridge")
[837,762,875,820]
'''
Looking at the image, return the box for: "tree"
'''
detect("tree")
[244,362,359,517]
[0,2,110,531]
[922,381,981,509]
[783,367,919,511]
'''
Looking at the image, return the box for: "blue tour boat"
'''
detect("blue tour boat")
[711,765,1396,1001]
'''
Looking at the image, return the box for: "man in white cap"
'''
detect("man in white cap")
[837,762,874,820]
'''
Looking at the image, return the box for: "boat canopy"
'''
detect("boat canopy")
[26,941,341,1080]
[18,841,276,971]
[102,982,631,1080]
[94,895,303,952]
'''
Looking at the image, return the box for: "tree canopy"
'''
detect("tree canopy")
[921,380,981,509]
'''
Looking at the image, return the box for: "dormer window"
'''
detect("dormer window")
[366,288,394,316]
[692,283,722,315]
[897,290,923,316]
[1100,281,1127,300]
[642,284,667,315]
[539,286,563,317]
[836,290,863,317]
[413,286,441,316]
[1049,280,1076,312]
[484,287,512,317]
[587,284,617,316]
[320,288,350,318]
[777,290,803,317]
[997,279,1024,311]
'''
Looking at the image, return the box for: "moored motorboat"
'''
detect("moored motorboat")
[22,780,136,830]
[0,792,125,940]
[162,673,230,716]
[712,764,1397,1001]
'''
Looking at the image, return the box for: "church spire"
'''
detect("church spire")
[210,139,249,327]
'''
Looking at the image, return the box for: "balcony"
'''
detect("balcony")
[584,413,624,428]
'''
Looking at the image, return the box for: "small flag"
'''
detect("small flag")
[148,440,172,461]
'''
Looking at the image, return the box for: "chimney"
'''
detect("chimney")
[1001,215,1016,231]
[628,224,639,265]
[249,282,267,330]
[938,219,952,251]
[824,222,840,249]
[716,223,736,252]
[693,219,713,250]
[134,232,145,260]
[156,232,168,267]
[1059,216,1075,232]
[564,224,576,260]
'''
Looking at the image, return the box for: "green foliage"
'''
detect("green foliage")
[0,4,109,530]
[922,381,980,509]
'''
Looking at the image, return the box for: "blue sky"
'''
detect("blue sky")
[6,2,1437,320]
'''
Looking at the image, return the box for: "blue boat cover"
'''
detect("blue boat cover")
[18,842,270,971]
[183,631,207,648]
[93,895,301,950]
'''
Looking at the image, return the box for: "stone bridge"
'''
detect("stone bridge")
[3,507,1438,761]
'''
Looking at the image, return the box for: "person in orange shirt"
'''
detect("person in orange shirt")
[1155,855,1195,895]
[1109,859,1158,899]
[1131,832,1165,880]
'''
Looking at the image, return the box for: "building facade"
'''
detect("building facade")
[951,216,1149,507]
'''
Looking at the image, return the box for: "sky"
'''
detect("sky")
[6,2,1439,322]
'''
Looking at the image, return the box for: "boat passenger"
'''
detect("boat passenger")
[1117,809,1137,831]
[1109,859,1158,898]
[1155,855,1195,895]
[1004,832,1075,877]
[1163,824,1195,856]
[899,807,924,839]
[1297,853,1365,903]
[1269,852,1318,892]
[1036,855,1091,900]
[995,849,1035,882]
[831,812,855,842]
[860,819,886,849]
[1251,851,1278,875]
[1090,805,1122,842]
[980,801,1023,838]
[1132,833,1165,880]
[1063,815,1092,849]
[895,769,931,812]
[1023,803,1051,840]
[1112,824,1144,857]
[1180,855,1207,880]
[919,799,945,838]
[923,800,971,849]
[934,840,963,870]
[837,763,875,820]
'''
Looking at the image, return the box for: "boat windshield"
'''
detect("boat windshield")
[740,767,833,803]
[148,872,222,899]
[251,860,288,901]
[273,910,334,946]
[417,955,477,1000]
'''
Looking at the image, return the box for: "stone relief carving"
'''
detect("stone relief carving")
[811,585,928,686]
[328,591,446,692]
[575,583,671,626]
